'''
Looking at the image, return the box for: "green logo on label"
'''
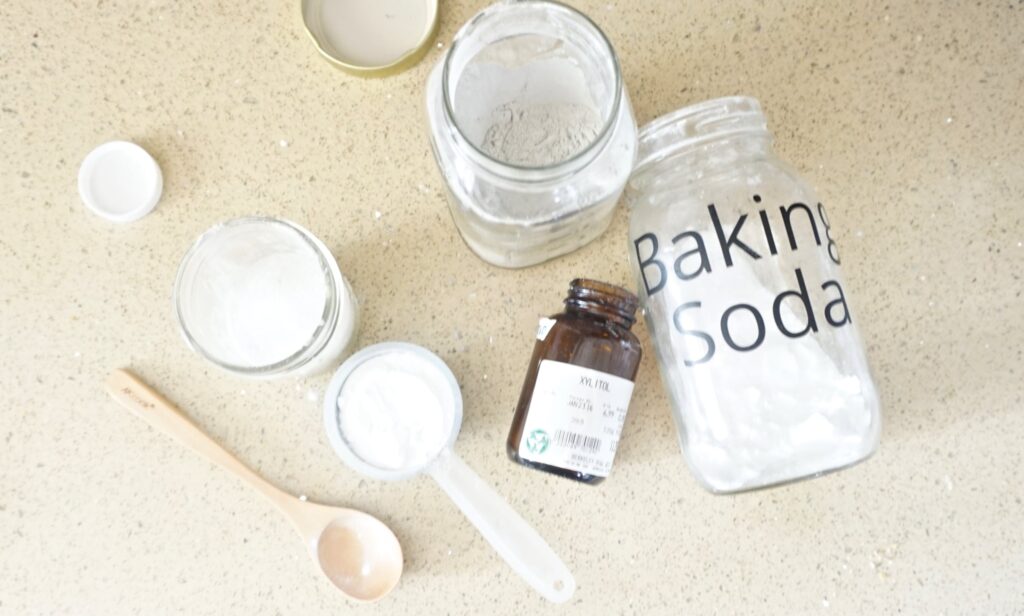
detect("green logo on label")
[526,429,550,454]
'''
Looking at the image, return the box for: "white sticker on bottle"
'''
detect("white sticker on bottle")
[536,318,557,341]
[518,360,635,478]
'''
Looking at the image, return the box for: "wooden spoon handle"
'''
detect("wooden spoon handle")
[105,368,295,513]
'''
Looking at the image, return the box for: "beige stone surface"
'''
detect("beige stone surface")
[1,0,1022,614]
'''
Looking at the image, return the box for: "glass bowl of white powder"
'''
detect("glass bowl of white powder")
[425,0,637,268]
[174,217,358,379]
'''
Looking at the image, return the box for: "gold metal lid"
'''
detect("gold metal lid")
[301,0,439,77]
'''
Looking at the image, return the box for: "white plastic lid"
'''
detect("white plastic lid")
[78,141,163,223]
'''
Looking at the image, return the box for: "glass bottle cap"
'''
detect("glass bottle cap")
[302,0,439,77]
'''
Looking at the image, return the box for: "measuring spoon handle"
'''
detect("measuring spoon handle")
[429,449,576,603]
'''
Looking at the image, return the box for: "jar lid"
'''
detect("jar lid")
[301,0,439,77]
[77,141,163,223]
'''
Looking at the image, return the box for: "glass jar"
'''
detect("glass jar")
[425,0,637,268]
[174,217,358,379]
[507,279,642,484]
[626,97,881,493]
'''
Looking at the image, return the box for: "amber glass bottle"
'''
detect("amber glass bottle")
[507,279,643,485]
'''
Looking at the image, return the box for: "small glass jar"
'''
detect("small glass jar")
[507,279,642,484]
[425,0,637,268]
[174,217,358,379]
[626,97,881,493]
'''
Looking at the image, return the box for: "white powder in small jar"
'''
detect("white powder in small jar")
[336,351,455,471]
[175,218,356,377]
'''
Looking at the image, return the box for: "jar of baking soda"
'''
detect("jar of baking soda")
[627,96,881,493]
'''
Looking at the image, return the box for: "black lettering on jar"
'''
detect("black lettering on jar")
[633,233,666,296]
[672,230,711,280]
[772,268,819,339]
[817,202,841,265]
[821,280,851,326]
[672,301,715,365]
[708,203,761,266]
[720,303,766,352]
[780,202,821,251]
[758,219,778,255]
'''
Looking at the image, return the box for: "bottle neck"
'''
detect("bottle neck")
[564,279,638,329]
[630,96,773,189]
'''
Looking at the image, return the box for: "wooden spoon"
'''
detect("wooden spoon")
[105,368,403,602]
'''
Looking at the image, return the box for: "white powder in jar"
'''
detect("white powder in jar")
[663,237,875,492]
[480,101,602,166]
[336,351,455,471]
[176,219,356,377]
[453,35,606,167]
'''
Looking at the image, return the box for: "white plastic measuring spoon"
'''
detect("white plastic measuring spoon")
[323,342,576,603]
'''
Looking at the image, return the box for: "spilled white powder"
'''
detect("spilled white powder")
[336,351,454,471]
[480,101,602,166]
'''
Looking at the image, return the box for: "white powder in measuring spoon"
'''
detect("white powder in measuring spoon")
[337,351,455,471]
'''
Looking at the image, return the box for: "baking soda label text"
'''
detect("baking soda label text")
[633,197,851,366]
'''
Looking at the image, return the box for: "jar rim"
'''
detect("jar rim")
[440,0,623,178]
[173,216,340,377]
[633,96,769,177]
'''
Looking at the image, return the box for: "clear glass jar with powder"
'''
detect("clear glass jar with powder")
[627,97,881,493]
[425,0,637,268]
[174,217,358,379]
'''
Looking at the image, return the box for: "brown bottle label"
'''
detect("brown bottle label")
[518,360,635,478]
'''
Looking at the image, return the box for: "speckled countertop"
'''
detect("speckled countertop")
[1,1,1022,614]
